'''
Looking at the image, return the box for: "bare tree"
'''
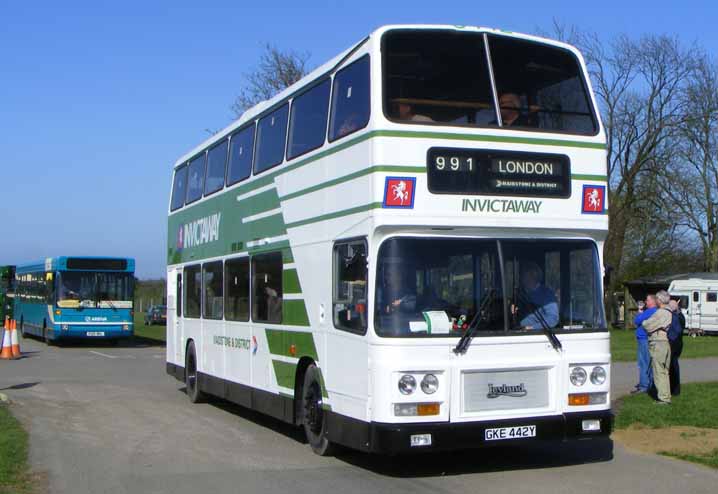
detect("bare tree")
[578,34,696,277]
[657,55,718,271]
[231,44,310,118]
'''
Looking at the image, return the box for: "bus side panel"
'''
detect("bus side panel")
[291,236,370,423]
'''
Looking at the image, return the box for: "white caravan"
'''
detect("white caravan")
[165,24,612,455]
[669,275,718,334]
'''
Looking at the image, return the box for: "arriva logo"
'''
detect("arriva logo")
[178,213,221,249]
[85,316,108,322]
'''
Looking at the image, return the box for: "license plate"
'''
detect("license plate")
[87,331,105,337]
[485,425,536,441]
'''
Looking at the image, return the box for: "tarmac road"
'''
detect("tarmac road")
[2,336,718,494]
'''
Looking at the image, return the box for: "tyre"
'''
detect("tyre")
[301,364,335,456]
[185,341,206,403]
[44,326,54,346]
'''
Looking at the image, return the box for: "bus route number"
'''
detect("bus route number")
[434,155,473,173]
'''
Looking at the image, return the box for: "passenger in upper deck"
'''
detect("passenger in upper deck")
[512,262,559,329]
[392,101,434,123]
[497,92,535,127]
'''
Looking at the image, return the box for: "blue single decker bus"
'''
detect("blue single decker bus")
[14,257,135,342]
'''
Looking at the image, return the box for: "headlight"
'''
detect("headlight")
[570,367,587,386]
[398,374,416,395]
[590,366,607,385]
[421,374,439,394]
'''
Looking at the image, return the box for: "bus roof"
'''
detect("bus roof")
[15,257,135,274]
[172,24,586,169]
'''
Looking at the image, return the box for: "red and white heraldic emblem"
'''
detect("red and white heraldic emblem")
[383,177,416,209]
[582,185,605,214]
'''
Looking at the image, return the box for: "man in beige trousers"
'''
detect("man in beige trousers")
[642,290,673,404]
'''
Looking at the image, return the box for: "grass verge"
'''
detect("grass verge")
[133,312,166,343]
[0,403,31,493]
[663,450,718,469]
[614,381,718,469]
[610,327,718,362]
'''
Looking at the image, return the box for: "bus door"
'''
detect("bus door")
[167,269,183,363]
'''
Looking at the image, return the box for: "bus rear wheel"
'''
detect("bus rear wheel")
[185,341,205,403]
[301,365,335,456]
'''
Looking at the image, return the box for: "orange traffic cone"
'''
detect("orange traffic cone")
[0,319,12,360]
[10,320,20,359]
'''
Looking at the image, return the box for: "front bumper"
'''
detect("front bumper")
[50,325,133,339]
[365,410,612,454]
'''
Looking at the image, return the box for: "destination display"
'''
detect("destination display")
[427,148,571,198]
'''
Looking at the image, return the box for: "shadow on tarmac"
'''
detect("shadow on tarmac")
[336,437,614,477]
[0,381,41,391]
[191,389,613,476]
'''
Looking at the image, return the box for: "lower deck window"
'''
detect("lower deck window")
[252,253,283,323]
[184,265,201,318]
[203,262,223,320]
[225,257,249,321]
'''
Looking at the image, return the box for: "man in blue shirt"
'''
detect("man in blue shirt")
[632,295,657,394]
[513,262,559,329]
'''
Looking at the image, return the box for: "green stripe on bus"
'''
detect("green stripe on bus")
[266,329,318,360]
[286,202,383,230]
[244,213,287,239]
[282,268,302,294]
[282,249,294,264]
[373,129,607,150]
[237,188,282,217]
[272,360,297,389]
[571,173,608,182]
[282,299,311,326]
[279,165,427,202]
[247,239,291,255]
[170,128,604,223]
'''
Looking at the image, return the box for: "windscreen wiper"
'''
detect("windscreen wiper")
[453,289,495,355]
[516,290,562,353]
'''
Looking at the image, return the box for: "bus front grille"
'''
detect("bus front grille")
[462,368,549,413]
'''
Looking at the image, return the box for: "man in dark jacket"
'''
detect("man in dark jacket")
[668,299,685,396]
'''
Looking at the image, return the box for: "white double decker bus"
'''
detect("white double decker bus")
[166,24,611,455]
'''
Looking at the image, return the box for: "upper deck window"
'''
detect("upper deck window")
[329,56,370,142]
[382,30,597,135]
[170,165,188,211]
[186,153,207,204]
[287,78,331,159]
[488,35,597,135]
[383,31,496,127]
[227,125,255,186]
[204,139,228,196]
[255,103,289,174]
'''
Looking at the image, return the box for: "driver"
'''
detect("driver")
[512,262,559,329]
[378,261,416,314]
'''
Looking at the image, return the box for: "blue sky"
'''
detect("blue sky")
[1,1,716,278]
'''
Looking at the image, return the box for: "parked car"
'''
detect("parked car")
[144,305,167,325]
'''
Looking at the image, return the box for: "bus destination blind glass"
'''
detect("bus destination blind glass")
[427,148,571,198]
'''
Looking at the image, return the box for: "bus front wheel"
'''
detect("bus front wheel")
[185,341,205,403]
[301,365,335,456]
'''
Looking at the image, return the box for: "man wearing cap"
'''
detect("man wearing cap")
[642,290,674,405]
